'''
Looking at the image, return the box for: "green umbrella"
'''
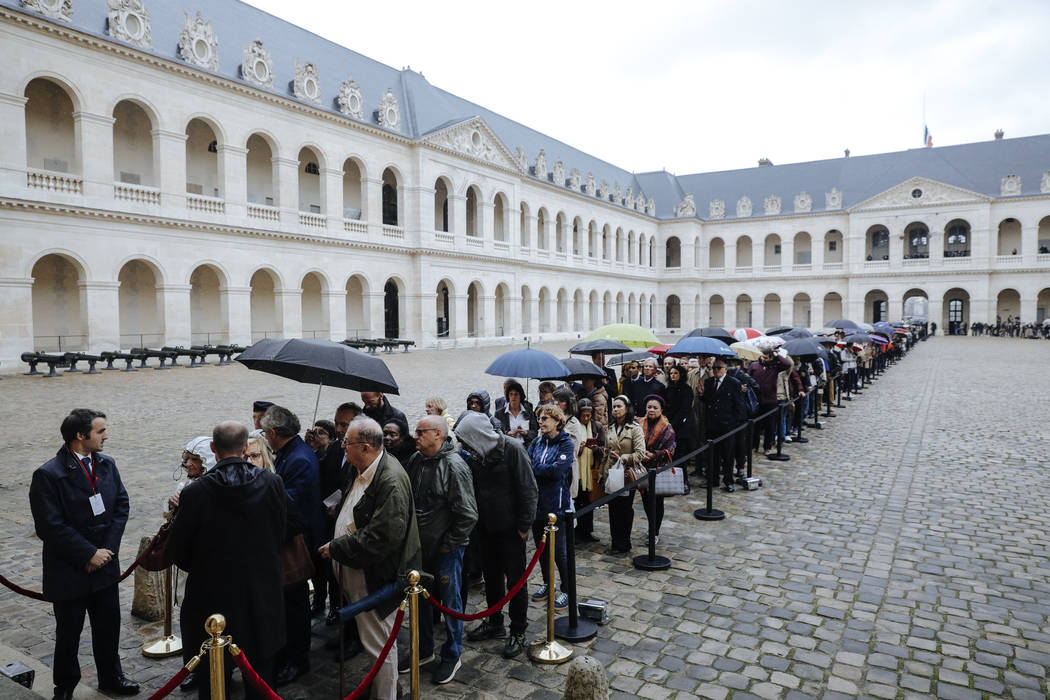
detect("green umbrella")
[583,323,661,349]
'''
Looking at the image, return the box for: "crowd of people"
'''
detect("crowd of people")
[29,329,915,700]
[961,317,1050,338]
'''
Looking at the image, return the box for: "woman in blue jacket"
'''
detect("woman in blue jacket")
[527,403,575,610]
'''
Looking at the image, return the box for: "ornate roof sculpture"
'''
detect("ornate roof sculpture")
[376,88,400,132]
[293,60,322,105]
[106,0,150,49]
[22,0,72,22]
[178,12,218,71]
[241,39,274,88]
[338,77,363,119]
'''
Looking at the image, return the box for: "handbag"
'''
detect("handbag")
[281,533,315,586]
[604,458,624,492]
[139,519,172,572]
[654,465,689,496]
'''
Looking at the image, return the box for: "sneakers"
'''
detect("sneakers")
[432,658,461,685]
[397,651,434,674]
[531,584,548,601]
[554,592,568,610]
[502,633,527,658]
[466,618,505,642]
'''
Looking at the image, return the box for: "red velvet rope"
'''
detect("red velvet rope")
[144,664,191,700]
[426,538,546,621]
[233,606,407,700]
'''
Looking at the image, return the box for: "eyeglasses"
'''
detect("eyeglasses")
[244,452,263,461]
[414,428,439,437]
[341,439,367,447]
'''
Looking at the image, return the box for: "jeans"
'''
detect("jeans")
[420,547,464,662]
[532,515,567,593]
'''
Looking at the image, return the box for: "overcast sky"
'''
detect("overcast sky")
[243,0,1050,175]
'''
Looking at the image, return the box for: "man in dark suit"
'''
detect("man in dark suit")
[702,361,748,492]
[29,408,139,700]
[168,421,287,699]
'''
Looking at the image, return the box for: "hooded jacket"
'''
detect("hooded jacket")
[527,430,575,517]
[454,390,503,435]
[747,355,791,405]
[405,438,478,556]
[456,413,537,534]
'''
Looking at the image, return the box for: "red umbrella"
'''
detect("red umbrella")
[732,328,762,341]
[648,344,672,356]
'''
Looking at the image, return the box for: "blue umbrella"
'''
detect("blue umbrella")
[666,336,736,357]
[685,327,736,345]
[485,348,569,379]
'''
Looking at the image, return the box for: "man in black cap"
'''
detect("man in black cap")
[252,400,274,430]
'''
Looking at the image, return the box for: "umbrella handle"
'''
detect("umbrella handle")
[312,378,324,425]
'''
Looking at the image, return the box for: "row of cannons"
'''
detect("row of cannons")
[21,345,247,377]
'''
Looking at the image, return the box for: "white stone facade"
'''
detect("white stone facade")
[1,6,1049,370]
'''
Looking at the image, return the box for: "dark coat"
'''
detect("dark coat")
[405,439,478,556]
[494,402,539,446]
[455,390,504,434]
[527,430,575,516]
[702,375,747,429]
[29,447,129,601]
[663,379,695,445]
[329,452,422,619]
[747,356,791,405]
[168,458,288,661]
[363,397,409,435]
[273,435,323,548]
[625,376,665,416]
[463,435,538,535]
[319,439,350,502]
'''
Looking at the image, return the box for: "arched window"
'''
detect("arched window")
[665,237,681,267]
[944,220,970,257]
[381,168,399,226]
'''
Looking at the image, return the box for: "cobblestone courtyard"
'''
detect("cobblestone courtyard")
[1,336,1049,699]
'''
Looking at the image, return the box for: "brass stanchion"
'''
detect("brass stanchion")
[407,570,423,700]
[142,563,183,657]
[202,614,230,700]
[529,513,572,664]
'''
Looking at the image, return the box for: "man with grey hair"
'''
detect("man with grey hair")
[401,416,477,684]
[260,405,321,687]
[626,357,665,415]
[320,416,420,700]
[169,421,287,700]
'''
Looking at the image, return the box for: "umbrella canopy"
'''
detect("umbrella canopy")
[649,344,673,356]
[730,341,763,361]
[545,357,605,380]
[485,348,569,379]
[236,338,398,394]
[859,322,876,332]
[765,326,795,336]
[605,350,658,366]
[666,336,736,357]
[843,333,873,344]
[782,338,830,363]
[868,334,890,345]
[781,327,813,339]
[732,328,763,341]
[685,327,736,345]
[751,335,786,350]
[569,339,632,355]
[827,319,860,330]
[583,323,661,348]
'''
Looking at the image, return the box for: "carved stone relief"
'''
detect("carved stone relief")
[337,77,363,119]
[241,39,274,88]
[515,146,528,172]
[22,0,73,22]
[585,173,596,196]
[107,0,151,49]
[709,199,725,220]
[428,122,509,168]
[825,187,842,210]
[624,187,633,208]
[293,60,321,105]
[646,197,655,216]
[763,195,781,216]
[674,194,696,217]
[569,168,581,192]
[736,196,752,218]
[613,183,622,203]
[1001,174,1021,196]
[1042,171,1050,194]
[376,88,400,132]
[599,179,610,200]
[535,150,547,180]
[794,191,812,213]
[178,12,218,71]
[635,193,645,211]
[553,161,565,187]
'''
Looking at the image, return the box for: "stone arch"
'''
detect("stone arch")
[638,233,647,267]
[572,216,584,255]
[602,291,613,325]
[342,156,366,220]
[793,232,812,265]
[764,293,781,328]
[465,184,481,237]
[345,273,370,337]
[588,290,600,329]
[554,212,568,253]
[381,166,401,226]
[791,293,810,328]
[665,236,681,267]
[616,291,626,325]
[190,263,228,344]
[996,288,1021,321]
[904,222,929,259]
[436,278,454,337]
[997,218,1022,255]
[383,276,405,337]
[536,207,549,250]
[902,287,929,320]
[300,270,329,338]
[297,145,324,213]
[1039,217,1050,254]
[944,288,970,333]
[467,280,482,337]
[433,176,452,232]
[185,117,221,198]
[31,253,86,351]
[736,235,753,268]
[24,76,79,174]
[822,292,843,325]
[587,219,598,258]
[602,224,612,260]
[735,294,752,328]
[249,267,282,340]
[112,99,157,186]
[615,227,624,262]
[864,289,889,323]
[709,294,725,327]
[628,292,638,325]
[246,132,277,205]
[824,230,843,263]
[763,234,782,267]
[665,294,681,328]
[494,282,510,336]
[865,224,889,260]
[648,237,655,268]
[1036,287,1050,323]
[709,237,725,268]
[493,191,509,242]
[944,219,971,258]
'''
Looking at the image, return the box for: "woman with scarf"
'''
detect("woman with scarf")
[638,394,677,544]
[603,396,646,555]
[573,398,606,545]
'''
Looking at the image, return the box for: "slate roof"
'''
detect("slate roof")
[7,0,1049,221]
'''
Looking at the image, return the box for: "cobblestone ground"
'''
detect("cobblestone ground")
[1,336,1049,699]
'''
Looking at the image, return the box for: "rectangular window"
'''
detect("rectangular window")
[828,240,837,251]
[774,244,781,254]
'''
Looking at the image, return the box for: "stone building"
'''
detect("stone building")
[2,0,1049,369]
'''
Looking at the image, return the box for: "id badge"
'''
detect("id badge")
[89,493,106,516]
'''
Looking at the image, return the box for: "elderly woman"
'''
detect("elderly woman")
[639,395,677,543]
[573,398,606,545]
[168,436,215,511]
[603,396,645,555]
[526,404,575,610]
[494,380,538,446]
[424,397,456,432]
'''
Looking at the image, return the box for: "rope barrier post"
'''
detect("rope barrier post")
[694,441,724,521]
[554,511,597,643]
[142,563,183,658]
[634,471,672,571]
[767,402,790,461]
[529,514,572,664]
[837,374,844,407]
[793,395,809,444]
[406,570,423,700]
[202,614,230,700]
[745,420,754,478]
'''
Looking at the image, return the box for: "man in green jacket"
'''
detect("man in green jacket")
[402,416,477,684]
[320,416,420,700]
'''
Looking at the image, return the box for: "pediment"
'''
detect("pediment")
[851,177,991,211]
[422,118,521,172]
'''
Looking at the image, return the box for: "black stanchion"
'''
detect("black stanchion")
[836,375,844,408]
[793,394,809,443]
[633,469,671,571]
[693,440,725,521]
[554,511,598,642]
[767,402,790,462]
[745,420,754,478]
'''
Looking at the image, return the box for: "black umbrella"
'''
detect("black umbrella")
[605,350,657,366]
[782,338,829,363]
[569,339,632,355]
[543,357,605,380]
[827,319,860,330]
[781,327,813,339]
[843,333,873,344]
[685,327,736,345]
[765,326,794,336]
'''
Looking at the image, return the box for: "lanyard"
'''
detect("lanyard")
[75,451,98,493]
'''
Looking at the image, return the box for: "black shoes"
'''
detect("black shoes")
[99,674,141,695]
[52,689,74,700]
[502,633,527,658]
[466,618,505,641]
[723,483,735,492]
[432,658,461,684]
[273,663,309,687]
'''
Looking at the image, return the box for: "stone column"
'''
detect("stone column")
[481,294,496,338]
[888,227,903,266]
[322,167,343,230]
[367,292,386,339]
[74,111,115,202]
[812,234,825,269]
[781,239,794,271]
[0,277,33,366]
[364,177,383,240]
[81,281,121,352]
[810,297,824,328]
[217,144,246,218]
[1020,295,1038,324]
[1022,224,1039,264]
[508,292,522,338]
[275,156,300,228]
[275,287,300,338]
[0,92,28,193]
[725,242,737,271]
[158,284,192,347]
[325,290,346,341]
[449,194,466,247]
[750,302,764,333]
[153,129,187,212]
[929,227,944,265]
[223,286,253,345]
[478,200,492,244]
[927,297,944,330]
[525,295,539,336]
[723,298,737,329]
[451,294,468,339]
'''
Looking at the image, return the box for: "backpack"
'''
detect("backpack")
[730,370,759,415]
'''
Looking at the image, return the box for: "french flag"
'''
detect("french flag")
[923,125,933,148]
